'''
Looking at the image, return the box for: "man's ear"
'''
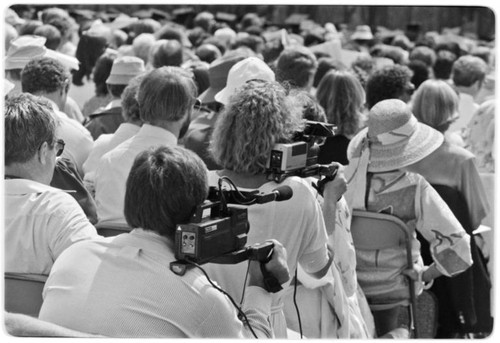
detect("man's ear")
[37,141,50,165]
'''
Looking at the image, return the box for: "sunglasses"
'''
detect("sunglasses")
[55,139,65,157]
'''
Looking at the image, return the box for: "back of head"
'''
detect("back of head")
[193,11,215,33]
[124,145,208,239]
[232,35,265,55]
[313,56,346,88]
[21,56,69,94]
[451,55,488,87]
[150,39,183,68]
[433,49,457,80]
[4,93,57,166]
[195,43,222,64]
[138,66,196,123]
[412,79,459,132]
[155,23,191,48]
[289,89,326,122]
[93,50,119,96]
[210,80,302,174]
[316,69,365,136]
[409,45,436,67]
[74,29,110,84]
[33,24,62,50]
[132,33,156,65]
[365,64,413,109]
[408,59,429,90]
[130,18,162,38]
[276,45,318,89]
[19,20,43,36]
[121,74,145,124]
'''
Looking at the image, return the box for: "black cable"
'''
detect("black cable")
[187,261,259,338]
[293,267,303,338]
[239,260,251,306]
[218,176,257,205]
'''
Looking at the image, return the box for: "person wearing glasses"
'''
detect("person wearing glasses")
[21,56,94,177]
[4,93,99,276]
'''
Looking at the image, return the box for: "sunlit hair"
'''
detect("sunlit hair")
[412,79,459,132]
[210,80,303,174]
[124,145,208,239]
[316,70,365,137]
[138,66,196,123]
[452,55,487,87]
[121,74,145,123]
[5,93,58,165]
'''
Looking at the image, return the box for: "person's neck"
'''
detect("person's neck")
[455,84,478,98]
[36,92,64,110]
[147,119,183,138]
[4,164,47,184]
[217,169,269,189]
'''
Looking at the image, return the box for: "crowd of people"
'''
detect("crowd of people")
[3,4,495,339]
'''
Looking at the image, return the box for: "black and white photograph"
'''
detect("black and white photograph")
[2,0,496,339]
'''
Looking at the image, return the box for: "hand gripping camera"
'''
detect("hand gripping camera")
[170,177,293,292]
[266,120,339,194]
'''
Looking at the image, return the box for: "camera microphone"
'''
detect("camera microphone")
[255,185,293,204]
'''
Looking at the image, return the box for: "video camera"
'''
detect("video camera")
[170,177,292,292]
[266,120,339,193]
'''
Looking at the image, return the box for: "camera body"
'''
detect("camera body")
[266,121,336,182]
[175,200,249,265]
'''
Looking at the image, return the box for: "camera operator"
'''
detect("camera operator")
[207,79,339,338]
[39,145,290,338]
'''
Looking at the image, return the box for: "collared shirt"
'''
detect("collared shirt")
[4,179,99,275]
[94,124,178,226]
[46,98,94,177]
[39,229,272,338]
[83,123,141,195]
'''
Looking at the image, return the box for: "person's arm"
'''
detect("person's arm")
[322,163,347,236]
[49,193,100,260]
[414,179,473,278]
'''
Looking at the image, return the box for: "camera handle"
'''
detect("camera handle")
[170,242,283,293]
[312,164,338,196]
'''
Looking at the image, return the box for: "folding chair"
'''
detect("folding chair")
[95,222,131,237]
[350,210,419,337]
[4,273,47,317]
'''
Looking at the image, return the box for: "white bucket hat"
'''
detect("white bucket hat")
[214,57,275,105]
[106,56,145,85]
[345,99,443,209]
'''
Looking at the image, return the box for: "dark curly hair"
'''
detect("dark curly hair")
[365,64,413,109]
[21,57,70,94]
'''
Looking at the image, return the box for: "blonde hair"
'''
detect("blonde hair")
[210,80,302,174]
[316,69,365,137]
[412,79,459,132]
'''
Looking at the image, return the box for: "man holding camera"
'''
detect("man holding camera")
[39,145,290,338]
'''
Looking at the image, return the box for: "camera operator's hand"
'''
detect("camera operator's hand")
[248,239,290,290]
[323,163,347,202]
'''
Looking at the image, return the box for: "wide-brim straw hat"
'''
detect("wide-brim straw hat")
[347,99,443,172]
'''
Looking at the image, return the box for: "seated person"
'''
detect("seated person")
[4,93,99,275]
[39,145,290,338]
[344,99,473,337]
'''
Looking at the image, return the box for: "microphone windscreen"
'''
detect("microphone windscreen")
[273,185,293,201]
